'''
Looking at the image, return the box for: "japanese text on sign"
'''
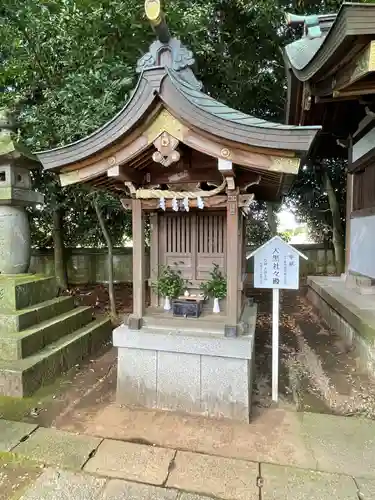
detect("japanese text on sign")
[253,238,301,290]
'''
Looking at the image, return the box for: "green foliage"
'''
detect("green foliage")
[278,231,292,242]
[287,159,347,243]
[200,264,227,300]
[151,265,188,298]
[0,0,350,249]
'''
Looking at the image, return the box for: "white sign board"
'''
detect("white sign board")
[247,236,307,402]
[250,236,306,290]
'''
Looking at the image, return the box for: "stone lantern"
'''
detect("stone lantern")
[0,110,44,275]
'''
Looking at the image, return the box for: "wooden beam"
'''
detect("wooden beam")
[120,194,253,211]
[131,199,145,322]
[226,190,240,326]
[184,130,300,174]
[149,212,159,308]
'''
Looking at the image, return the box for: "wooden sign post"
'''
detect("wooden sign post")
[247,236,307,402]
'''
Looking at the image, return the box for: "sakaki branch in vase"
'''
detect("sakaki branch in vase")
[200,264,227,314]
[151,264,189,311]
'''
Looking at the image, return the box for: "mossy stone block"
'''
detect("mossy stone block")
[0,316,111,397]
[0,274,57,312]
[0,307,93,361]
[0,296,74,334]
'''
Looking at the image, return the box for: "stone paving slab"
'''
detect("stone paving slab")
[167,450,258,500]
[102,479,177,499]
[261,463,358,499]
[301,412,375,478]
[0,419,37,451]
[84,439,175,486]
[19,468,106,500]
[80,405,316,469]
[356,478,375,499]
[179,495,218,500]
[13,427,102,469]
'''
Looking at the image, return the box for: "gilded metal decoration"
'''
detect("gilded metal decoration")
[221,148,231,159]
[152,132,181,167]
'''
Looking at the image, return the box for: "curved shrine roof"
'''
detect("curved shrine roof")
[37,31,319,173]
[284,3,375,82]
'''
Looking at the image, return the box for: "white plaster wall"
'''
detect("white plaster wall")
[350,214,375,279]
[352,127,375,162]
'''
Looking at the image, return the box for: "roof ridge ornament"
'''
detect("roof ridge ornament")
[286,13,322,39]
[137,0,203,90]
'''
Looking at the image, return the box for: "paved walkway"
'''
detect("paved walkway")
[1,410,375,499]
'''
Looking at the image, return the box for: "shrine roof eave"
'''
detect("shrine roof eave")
[284,2,375,84]
[36,69,320,173]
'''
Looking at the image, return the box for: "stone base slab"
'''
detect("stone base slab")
[113,323,255,422]
[307,276,375,374]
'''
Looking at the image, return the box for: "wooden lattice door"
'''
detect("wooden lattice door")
[159,212,226,282]
[196,213,226,279]
[160,213,194,279]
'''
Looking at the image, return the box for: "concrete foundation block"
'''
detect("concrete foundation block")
[307,276,375,375]
[117,348,157,408]
[157,352,201,413]
[113,322,255,422]
[201,356,250,421]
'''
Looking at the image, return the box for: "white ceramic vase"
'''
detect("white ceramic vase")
[164,296,171,311]
[213,297,220,313]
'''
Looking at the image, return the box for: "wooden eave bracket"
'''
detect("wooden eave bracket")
[107,164,143,185]
[218,157,235,190]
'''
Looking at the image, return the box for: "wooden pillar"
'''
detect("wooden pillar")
[345,172,353,273]
[226,190,240,328]
[131,199,145,327]
[150,212,159,308]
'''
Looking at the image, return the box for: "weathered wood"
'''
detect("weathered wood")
[120,194,253,211]
[107,164,143,184]
[132,199,145,320]
[226,190,239,325]
[333,41,375,92]
[150,212,159,308]
[183,128,300,174]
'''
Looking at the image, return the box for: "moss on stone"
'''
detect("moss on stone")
[0,451,39,468]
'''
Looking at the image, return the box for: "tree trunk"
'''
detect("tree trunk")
[52,207,68,291]
[94,200,117,318]
[323,170,345,275]
[267,202,278,236]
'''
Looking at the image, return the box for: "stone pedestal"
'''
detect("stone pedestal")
[0,121,111,397]
[113,305,256,422]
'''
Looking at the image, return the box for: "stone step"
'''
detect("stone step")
[142,315,226,334]
[0,316,112,397]
[0,296,75,334]
[0,274,57,311]
[0,306,93,361]
[141,324,225,336]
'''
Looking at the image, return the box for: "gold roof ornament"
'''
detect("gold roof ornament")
[144,0,170,44]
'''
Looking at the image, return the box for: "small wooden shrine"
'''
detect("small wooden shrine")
[37,1,318,420]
